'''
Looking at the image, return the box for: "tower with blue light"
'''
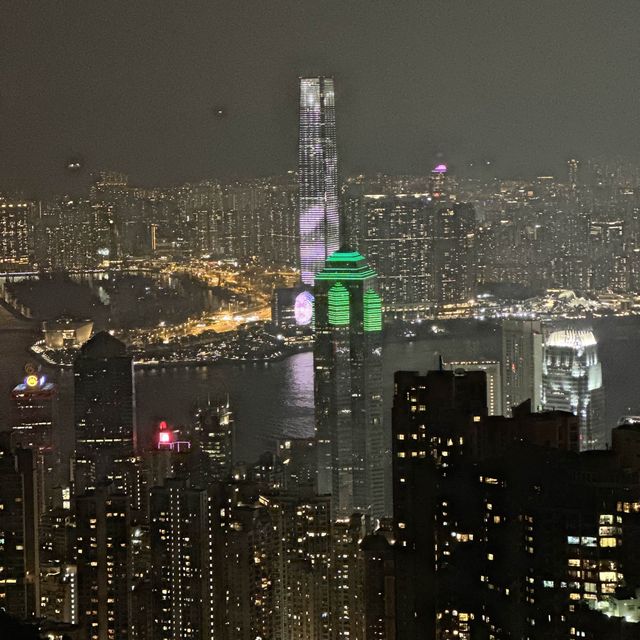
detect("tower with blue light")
[313,248,387,519]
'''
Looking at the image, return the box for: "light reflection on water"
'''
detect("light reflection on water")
[135,352,315,461]
[135,323,640,463]
[134,333,501,463]
[1,312,639,466]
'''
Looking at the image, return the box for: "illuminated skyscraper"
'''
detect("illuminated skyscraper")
[10,369,60,518]
[10,369,57,450]
[0,197,36,270]
[429,162,448,198]
[542,328,606,450]
[298,77,340,285]
[313,248,386,518]
[142,420,192,505]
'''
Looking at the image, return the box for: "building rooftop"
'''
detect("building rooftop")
[78,331,127,358]
[315,247,377,282]
[546,329,597,349]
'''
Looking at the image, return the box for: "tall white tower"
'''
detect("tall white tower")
[298,77,340,285]
[542,328,606,450]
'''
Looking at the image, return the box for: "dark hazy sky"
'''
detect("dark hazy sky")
[2,1,640,195]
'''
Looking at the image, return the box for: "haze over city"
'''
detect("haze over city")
[3,1,640,194]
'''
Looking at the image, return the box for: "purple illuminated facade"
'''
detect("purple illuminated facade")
[299,77,340,285]
[430,162,448,197]
[294,290,314,325]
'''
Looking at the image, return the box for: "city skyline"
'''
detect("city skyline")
[3,3,640,636]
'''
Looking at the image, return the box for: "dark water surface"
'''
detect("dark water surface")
[1,309,639,464]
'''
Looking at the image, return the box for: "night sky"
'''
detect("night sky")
[2,1,640,195]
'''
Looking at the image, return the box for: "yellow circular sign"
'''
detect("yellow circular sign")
[26,375,39,388]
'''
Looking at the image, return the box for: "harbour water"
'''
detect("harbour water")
[1,306,639,464]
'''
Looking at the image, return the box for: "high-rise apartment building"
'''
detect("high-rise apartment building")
[298,77,339,285]
[35,197,96,270]
[264,489,332,640]
[74,332,136,495]
[75,484,130,640]
[432,203,476,305]
[277,438,317,490]
[313,248,386,518]
[331,514,367,640]
[211,485,275,640]
[542,328,606,450]
[39,564,78,626]
[501,319,543,415]
[0,197,36,270]
[392,369,487,640]
[150,478,213,640]
[361,527,396,640]
[199,176,298,263]
[361,194,433,314]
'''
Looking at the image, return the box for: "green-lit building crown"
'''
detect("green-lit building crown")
[314,248,377,282]
[314,247,382,332]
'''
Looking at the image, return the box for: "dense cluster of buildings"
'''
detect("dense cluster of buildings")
[0,314,634,639]
[389,369,640,639]
[1,75,638,639]
[6,158,640,313]
[3,155,640,319]
[0,172,299,272]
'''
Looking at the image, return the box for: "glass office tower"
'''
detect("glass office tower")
[542,328,606,450]
[299,77,340,285]
[313,248,387,519]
